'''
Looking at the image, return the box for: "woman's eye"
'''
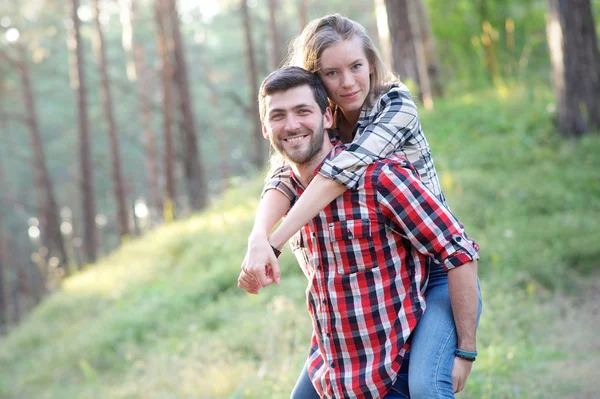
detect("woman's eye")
[352,64,362,70]
[325,71,337,77]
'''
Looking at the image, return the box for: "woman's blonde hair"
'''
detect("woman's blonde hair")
[285,13,397,108]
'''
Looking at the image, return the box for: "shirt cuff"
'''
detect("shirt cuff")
[319,158,362,190]
[442,234,479,271]
[260,180,297,205]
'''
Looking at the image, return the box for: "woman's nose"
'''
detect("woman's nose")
[341,71,355,88]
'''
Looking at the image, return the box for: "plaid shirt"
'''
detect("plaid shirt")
[264,82,446,207]
[289,144,478,399]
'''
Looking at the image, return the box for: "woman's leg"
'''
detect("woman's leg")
[408,271,483,399]
[290,358,320,399]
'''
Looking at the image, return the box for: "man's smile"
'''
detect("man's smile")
[283,134,310,143]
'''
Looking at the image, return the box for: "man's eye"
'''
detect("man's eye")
[298,109,310,115]
[271,114,284,120]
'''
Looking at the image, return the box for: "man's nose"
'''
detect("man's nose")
[341,71,355,88]
[285,114,301,131]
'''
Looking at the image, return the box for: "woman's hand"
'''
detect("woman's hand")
[240,232,281,287]
[237,268,261,294]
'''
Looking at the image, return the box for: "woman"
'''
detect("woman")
[241,14,482,398]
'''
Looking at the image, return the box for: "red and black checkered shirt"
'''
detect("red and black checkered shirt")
[289,144,479,399]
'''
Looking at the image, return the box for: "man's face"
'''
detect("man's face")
[263,85,333,166]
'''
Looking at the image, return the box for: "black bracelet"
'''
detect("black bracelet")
[454,349,477,362]
[270,245,281,258]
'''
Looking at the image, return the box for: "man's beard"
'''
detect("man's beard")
[272,121,325,166]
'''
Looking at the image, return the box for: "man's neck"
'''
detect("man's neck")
[290,143,334,188]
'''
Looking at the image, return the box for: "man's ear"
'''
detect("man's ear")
[262,124,270,140]
[323,107,333,129]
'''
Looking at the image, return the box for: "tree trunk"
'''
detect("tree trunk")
[93,0,130,240]
[17,45,69,275]
[415,0,443,97]
[69,0,97,263]
[166,0,208,211]
[268,0,283,69]
[406,0,433,109]
[546,0,600,136]
[118,0,137,82]
[154,0,177,221]
[241,0,266,169]
[384,0,418,85]
[0,177,6,333]
[131,0,162,219]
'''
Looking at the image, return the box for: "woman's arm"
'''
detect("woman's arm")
[241,189,291,288]
[268,174,346,249]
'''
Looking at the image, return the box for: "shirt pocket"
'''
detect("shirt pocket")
[290,233,312,279]
[328,219,378,275]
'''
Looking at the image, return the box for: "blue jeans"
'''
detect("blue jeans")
[408,270,483,398]
[290,356,410,398]
[290,270,483,399]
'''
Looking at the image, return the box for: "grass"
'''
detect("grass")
[0,84,599,398]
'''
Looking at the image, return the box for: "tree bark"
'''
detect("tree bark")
[16,45,69,275]
[268,0,283,69]
[384,0,418,85]
[546,0,600,136]
[415,0,443,97]
[406,0,433,109]
[131,0,162,218]
[69,0,97,263]
[154,0,177,220]
[166,0,208,211]
[241,0,267,169]
[93,0,130,240]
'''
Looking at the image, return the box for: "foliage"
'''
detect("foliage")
[0,84,599,398]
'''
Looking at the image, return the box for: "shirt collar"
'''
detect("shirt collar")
[289,141,345,189]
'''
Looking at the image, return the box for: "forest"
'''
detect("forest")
[0,0,599,398]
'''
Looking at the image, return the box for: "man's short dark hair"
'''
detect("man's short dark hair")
[258,66,329,122]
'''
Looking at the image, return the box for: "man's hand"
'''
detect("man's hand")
[237,269,261,294]
[452,356,473,393]
[241,233,281,287]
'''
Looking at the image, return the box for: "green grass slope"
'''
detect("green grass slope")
[1,86,599,399]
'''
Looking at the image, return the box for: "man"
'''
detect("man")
[238,67,480,398]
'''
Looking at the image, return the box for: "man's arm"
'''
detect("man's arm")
[375,162,480,393]
[448,259,479,393]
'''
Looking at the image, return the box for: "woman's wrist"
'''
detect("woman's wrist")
[268,231,286,250]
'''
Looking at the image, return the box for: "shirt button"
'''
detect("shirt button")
[347,231,353,239]
[330,361,335,368]
[322,299,327,305]
[317,265,322,270]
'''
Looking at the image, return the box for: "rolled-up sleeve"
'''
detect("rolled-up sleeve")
[375,162,479,270]
[261,163,298,205]
[319,85,420,190]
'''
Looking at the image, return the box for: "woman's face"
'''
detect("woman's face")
[318,36,373,115]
